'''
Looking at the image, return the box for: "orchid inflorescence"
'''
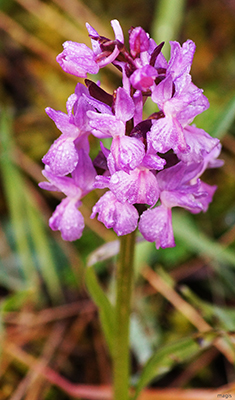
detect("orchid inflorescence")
[40,19,222,249]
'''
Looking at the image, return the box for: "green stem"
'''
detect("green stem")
[113,230,136,400]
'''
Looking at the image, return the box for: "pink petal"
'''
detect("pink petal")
[139,205,175,249]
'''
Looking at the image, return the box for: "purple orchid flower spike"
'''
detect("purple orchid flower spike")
[41,19,222,245]
[38,22,225,400]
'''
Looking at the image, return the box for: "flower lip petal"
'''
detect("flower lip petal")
[91,191,138,236]
[109,168,159,205]
[42,136,79,176]
[88,111,125,138]
[49,198,84,241]
[139,205,175,249]
[111,135,145,171]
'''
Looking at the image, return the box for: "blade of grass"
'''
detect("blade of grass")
[85,266,115,355]
[0,109,40,289]
[209,93,235,139]
[24,187,65,303]
[0,267,25,291]
[0,109,64,303]
[152,0,186,57]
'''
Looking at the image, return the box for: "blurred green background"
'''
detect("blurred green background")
[1,0,235,399]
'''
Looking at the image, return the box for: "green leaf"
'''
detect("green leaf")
[85,266,115,355]
[132,331,218,400]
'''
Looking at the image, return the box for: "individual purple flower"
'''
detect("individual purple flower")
[88,87,145,171]
[160,179,216,214]
[91,191,139,236]
[127,30,165,92]
[42,83,108,176]
[157,161,217,211]
[39,169,85,241]
[42,84,92,175]
[57,20,124,78]
[139,161,217,249]
[49,197,84,241]
[57,42,99,78]
[87,87,133,138]
[139,205,175,249]
[148,75,209,154]
[93,142,163,205]
[177,124,221,164]
[40,149,96,241]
